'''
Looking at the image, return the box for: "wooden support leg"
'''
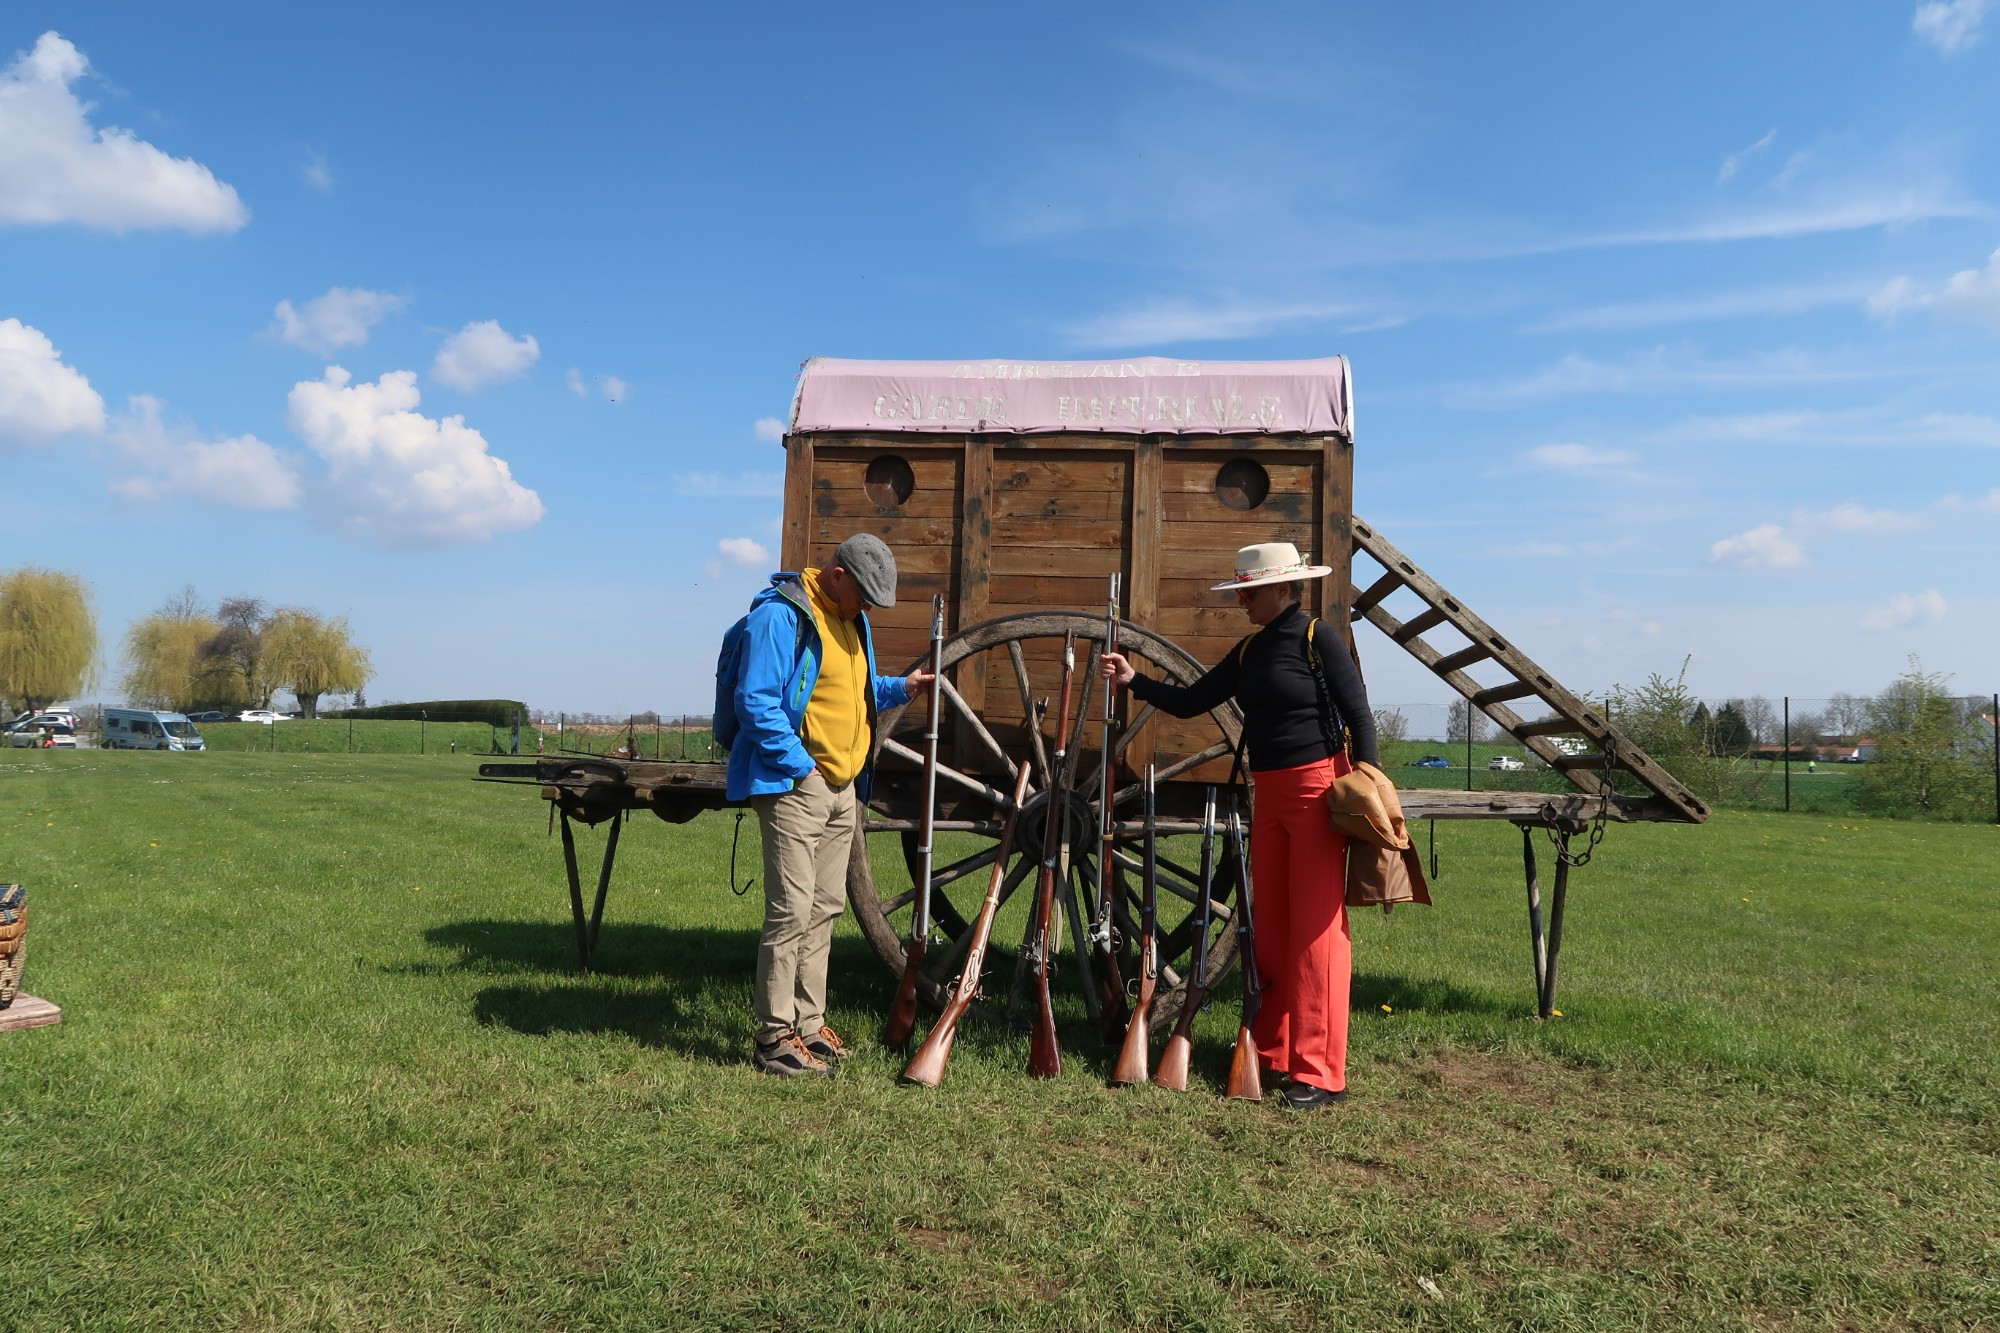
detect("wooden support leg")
[559,811,591,970]
[1541,846,1571,1020]
[558,810,625,972]
[1520,823,1550,1017]
[587,812,623,961]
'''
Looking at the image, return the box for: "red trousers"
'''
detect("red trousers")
[1248,755,1353,1093]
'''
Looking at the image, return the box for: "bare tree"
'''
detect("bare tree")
[1372,707,1410,744]
[1735,696,1779,746]
[1824,692,1871,741]
[202,597,270,708]
[0,568,99,713]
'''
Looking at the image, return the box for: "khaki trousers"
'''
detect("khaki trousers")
[750,770,858,1045]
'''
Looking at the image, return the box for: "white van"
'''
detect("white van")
[102,708,206,751]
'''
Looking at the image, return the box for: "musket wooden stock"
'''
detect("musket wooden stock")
[883,595,946,1051]
[899,751,1037,1088]
[1110,763,1159,1086]
[1155,785,1216,1093]
[1225,807,1264,1102]
[1027,632,1078,1080]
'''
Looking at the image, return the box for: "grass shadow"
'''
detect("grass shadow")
[1350,970,1508,1017]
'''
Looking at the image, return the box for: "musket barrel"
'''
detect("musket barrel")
[883,594,947,1051]
[1027,633,1077,1080]
[1110,762,1158,1086]
[1155,784,1215,1093]
[1225,806,1263,1102]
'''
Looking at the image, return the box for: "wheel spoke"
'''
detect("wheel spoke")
[939,674,1018,780]
[1108,846,1202,906]
[1061,855,1102,1025]
[1104,738,1236,810]
[1005,639,1052,788]
[924,854,1036,985]
[1113,701,1158,761]
[881,737,1014,809]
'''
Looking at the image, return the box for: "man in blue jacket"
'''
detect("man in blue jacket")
[727,533,934,1076]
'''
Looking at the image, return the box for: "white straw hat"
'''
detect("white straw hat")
[1210,541,1332,592]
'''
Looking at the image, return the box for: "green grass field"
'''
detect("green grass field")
[3,749,1995,1329]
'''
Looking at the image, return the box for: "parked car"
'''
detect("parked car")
[7,721,77,748]
[1412,755,1450,769]
[1488,755,1526,771]
[236,709,288,724]
[187,710,229,723]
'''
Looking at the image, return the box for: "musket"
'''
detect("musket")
[1093,573,1129,1042]
[1154,784,1216,1092]
[883,594,946,1051]
[900,732,1039,1087]
[1027,631,1079,1079]
[1225,802,1265,1101]
[1110,763,1159,1086]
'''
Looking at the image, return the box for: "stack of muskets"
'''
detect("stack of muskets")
[1093,573,1128,1042]
[1027,632,1080,1079]
[882,594,946,1052]
[899,711,1040,1087]
[1155,786,1218,1091]
[1225,803,1265,1101]
[1109,764,1159,1086]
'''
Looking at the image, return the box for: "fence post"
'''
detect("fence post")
[420,710,426,755]
[1991,692,1998,827]
[1783,697,1791,813]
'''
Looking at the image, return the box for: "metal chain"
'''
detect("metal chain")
[1545,734,1615,868]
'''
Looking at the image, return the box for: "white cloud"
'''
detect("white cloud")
[672,472,784,498]
[1652,405,2000,449]
[1709,524,1806,569]
[0,317,105,445]
[0,32,247,233]
[600,375,628,402]
[1524,443,1638,474]
[1525,279,1884,334]
[566,368,627,402]
[1870,248,2000,330]
[431,320,540,392]
[105,394,300,509]
[1064,296,1402,349]
[753,416,786,442]
[718,537,772,568]
[1914,0,1989,52]
[1718,130,1775,183]
[566,368,589,398]
[269,287,406,356]
[1861,589,1948,631]
[287,366,544,545]
[302,150,332,191]
[1807,503,1923,537]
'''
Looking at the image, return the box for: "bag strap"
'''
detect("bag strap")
[1301,616,1349,756]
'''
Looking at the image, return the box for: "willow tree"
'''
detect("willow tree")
[122,590,223,712]
[0,568,99,713]
[262,609,370,718]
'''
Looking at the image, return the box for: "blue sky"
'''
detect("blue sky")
[2,2,1996,716]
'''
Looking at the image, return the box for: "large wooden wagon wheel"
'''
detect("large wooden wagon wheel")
[848,612,1248,1035]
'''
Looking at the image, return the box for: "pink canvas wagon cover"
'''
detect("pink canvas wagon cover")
[789,355,1352,438]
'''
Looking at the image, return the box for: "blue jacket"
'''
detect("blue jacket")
[725,573,912,802]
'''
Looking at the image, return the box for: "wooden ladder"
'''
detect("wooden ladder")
[1347,517,1709,825]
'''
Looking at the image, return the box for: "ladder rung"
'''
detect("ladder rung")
[1351,571,1403,616]
[1472,680,1538,708]
[1515,717,1583,738]
[1433,644,1493,675]
[1553,752,1616,771]
[1392,607,1449,645]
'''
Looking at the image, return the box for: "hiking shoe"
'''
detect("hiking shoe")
[801,1024,852,1064]
[1281,1082,1347,1110]
[754,1030,833,1078]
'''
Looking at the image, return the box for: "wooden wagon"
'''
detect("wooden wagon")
[482,356,1705,1025]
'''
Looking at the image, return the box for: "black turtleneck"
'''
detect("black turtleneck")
[1127,603,1380,772]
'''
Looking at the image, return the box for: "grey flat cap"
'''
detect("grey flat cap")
[832,533,897,608]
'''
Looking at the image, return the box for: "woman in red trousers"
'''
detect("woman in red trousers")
[1099,542,1378,1109]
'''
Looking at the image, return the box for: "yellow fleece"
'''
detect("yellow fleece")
[800,567,870,788]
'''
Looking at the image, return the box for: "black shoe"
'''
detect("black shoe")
[1281,1082,1347,1110]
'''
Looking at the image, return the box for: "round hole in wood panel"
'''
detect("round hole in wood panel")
[864,454,915,508]
[1214,458,1270,511]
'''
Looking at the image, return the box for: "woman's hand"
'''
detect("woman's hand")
[1098,652,1136,687]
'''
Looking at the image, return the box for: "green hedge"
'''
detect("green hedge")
[321,699,528,726]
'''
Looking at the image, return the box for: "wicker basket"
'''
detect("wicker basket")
[0,884,25,1009]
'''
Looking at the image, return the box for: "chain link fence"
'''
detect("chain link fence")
[1372,691,2000,823]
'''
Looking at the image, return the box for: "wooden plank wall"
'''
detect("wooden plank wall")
[784,431,1353,787]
